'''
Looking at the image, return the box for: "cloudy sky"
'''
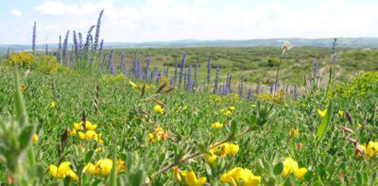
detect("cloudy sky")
[1,0,378,44]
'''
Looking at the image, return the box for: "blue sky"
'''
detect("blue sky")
[1,0,378,44]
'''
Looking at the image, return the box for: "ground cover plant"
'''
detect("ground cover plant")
[0,10,377,186]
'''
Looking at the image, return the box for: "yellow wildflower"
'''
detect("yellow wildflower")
[357,142,378,160]
[154,105,165,114]
[32,134,39,145]
[173,166,182,184]
[49,162,78,181]
[181,170,207,186]
[229,106,236,111]
[290,129,299,138]
[220,167,261,186]
[282,158,307,179]
[73,121,97,130]
[317,109,327,118]
[117,159,126,173]
[67,128,76,136]
[212,122,224,129]
[338,110,343,115]
[50,101,57,109]
[205,154,217,164]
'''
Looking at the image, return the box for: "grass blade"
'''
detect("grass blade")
[316,100,333,141]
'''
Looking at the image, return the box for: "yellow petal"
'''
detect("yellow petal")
[49,165,58,178]
[32,134,38,144]
[78,132,86,140]
[97,159,113,176]
[294,168,307,178]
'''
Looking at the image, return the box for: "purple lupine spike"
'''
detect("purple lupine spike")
[45,44,49,55]
[32,22,36,54]
[156,71,161,84]
[73,31,79,56]
[187,64,192,83]
[121,53,127,75]
[108,50,114,70]
[294,84,298,100]
[225,87,229,95]
[170,77,174,86]
[94,10,104,51]
[89,35,94,51]
[100,53,106,70]
[314,60,318,76]
[179,53,186,86]
[174,61,178,83]
[194,59,199,86]
[238,76,244,96]
[213,67,220,94]
[62,30,69,64]
[78,32,83,52]
[285,85,289,94]
[145,56,150,80]
[164,65,168,77]
[247,88,253,99]
[276,81,280,91]
[207,55,211,84]
[99,39,104,54]
[133,53,137,76]
[84,25,95,52]
[183,71,187,89]
[270,84,274,94]
[332,38,338,64]
[256,84,260,94]
[218,82,222,95]
[187,80,194,91]
[57,35,62,62]
[111,65,116,75]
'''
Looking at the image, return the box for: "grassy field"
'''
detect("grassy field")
[0,45,377,185]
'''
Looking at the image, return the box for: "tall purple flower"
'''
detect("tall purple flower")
[99,39,104,54]
[238,77,244,97]
[194,59,199,87]
[78,32,83,52]
[73,31,79,56]
[207,55,211,84]
[156,71,161,84]
[57,35,62,62]
[314,60,318,77]
[285,85,289,94]
[94,10,104,51]
[164,65,168,77]
[121,53,127,75]
[256,84,260,94]
[170,77,174,87]
[108,50,114,71]
[62,31,69,64]
[100,53,106,70]
[294,84,298,100]
[84,25,95,52]
[187,64,192,83]
[179,53,186,86]
[247,88,253,99]
[145,56,150,80]
[174,61,178,84]
[32,22,36,54]
[270,84,274,94]
[213,67,220,94]
[332,38,338,64]
[45,44,49,55]
[183,71,187,89]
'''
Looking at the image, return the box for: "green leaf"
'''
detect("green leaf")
[109,144,117,186]
[85,150,95,163]
[230,120,237,133]
[19,125,34,152]
[316,100,333,141]
[273,162,284,175]
[356,172,362,185]
[14,66,29,127]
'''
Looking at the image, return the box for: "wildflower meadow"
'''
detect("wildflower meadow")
[0,10,377,186]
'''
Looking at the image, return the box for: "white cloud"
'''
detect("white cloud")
[10,9,22,17]
[31,0,378,44]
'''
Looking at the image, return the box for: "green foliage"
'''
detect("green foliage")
[267,58,280,67]
[330,71,378,99]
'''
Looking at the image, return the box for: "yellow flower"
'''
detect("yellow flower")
[358,123,362,129]
[222,143,240,156]
[358,142,378,160]
[229,106,236,111]
[173,166,182,184]
[50,101,57,109]
[117,159,126,173]
[317,109,327,118]
[78,130,102,143]
[129,80,137,87]
[154,105,165,114]
[73,121,97,130]
[338,110,343,115]
[220,167,261,186]
[282,158,307,178]
[212,122,224,129]
[49,162,78,181]
[32,134,38,145]
[96,159,113,176]
[205,154,217,164]
[290,129,299,138]
[181,170,207,186]
[83,163,98,175]
[67,128,76,136]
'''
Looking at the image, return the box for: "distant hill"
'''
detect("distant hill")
[2,38,378,53]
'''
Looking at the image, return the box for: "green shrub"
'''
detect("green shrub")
[330,71,378,99]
